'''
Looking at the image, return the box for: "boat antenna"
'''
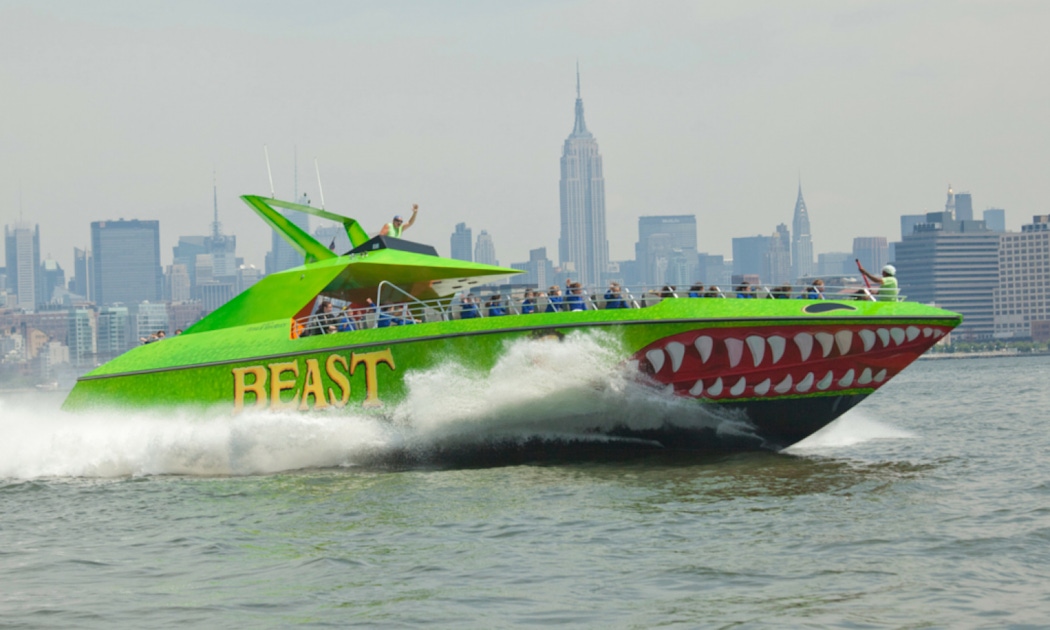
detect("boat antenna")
[314,157,326,210]
[264,145,275,198]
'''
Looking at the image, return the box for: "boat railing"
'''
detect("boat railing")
[291,282,904,336]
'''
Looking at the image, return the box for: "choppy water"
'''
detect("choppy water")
[3,337,1050,628]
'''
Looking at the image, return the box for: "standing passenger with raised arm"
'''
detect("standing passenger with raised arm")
[379,204,419,238]
[857,263,899,301]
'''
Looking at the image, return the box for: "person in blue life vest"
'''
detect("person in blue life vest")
[688,283,704,298]
[545,286,564,312]
[803,279,825,299]
[566,283,587,311]
[604,282,627,309]
[486,294,507,317]
[459,293,480,319]
[735,282,755,298]
[858,263,899,301]
[379,204,419,238]
[521,289,537,314]
[365,298,397,327]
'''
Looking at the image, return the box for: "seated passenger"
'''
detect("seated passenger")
[771,285,792,299]
[487,294,507,317]
[460,294,480,319]
[545,286,564,313]
[735,282,755,299]
[703,286,724,298]
[302,300,340,336]
[566,283,586,311]
[604,282,627,309]
[688,283,704,298]
[804,279,825,300]
[521,290,537,314]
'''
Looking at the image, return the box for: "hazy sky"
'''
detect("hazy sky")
[2,0,1048,275]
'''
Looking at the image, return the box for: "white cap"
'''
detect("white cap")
[882,264,896,277]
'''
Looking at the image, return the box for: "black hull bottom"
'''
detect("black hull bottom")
[344,394,870,470]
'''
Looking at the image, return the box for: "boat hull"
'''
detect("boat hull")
[64,299,961,451]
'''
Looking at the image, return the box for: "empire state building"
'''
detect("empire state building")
[558,70,608,287]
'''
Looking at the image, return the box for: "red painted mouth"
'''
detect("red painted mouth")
[631,323,950,400]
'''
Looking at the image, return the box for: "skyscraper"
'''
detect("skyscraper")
[72,247,92,300]
[791,184,814,280]
[635,216,698,286]
[558,68,609,286]
[764,224,792,285]
[984,208,1006,233]
[450,222,473,261]
[732,235,771,280]
[955,192,974,222]
[474,230,497,266]
[5,222,40,311]
[994,215,1050,339]
[91,219,162,306]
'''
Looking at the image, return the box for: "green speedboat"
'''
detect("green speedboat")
[64,195,963,450]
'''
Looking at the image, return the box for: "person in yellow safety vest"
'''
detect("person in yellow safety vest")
[379,204,419,238]
[858,263,899,301]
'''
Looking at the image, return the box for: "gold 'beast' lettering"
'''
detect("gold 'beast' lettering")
[232,349,395,413]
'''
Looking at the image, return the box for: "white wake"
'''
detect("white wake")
[0,331,750,479]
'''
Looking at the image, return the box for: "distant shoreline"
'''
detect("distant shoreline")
[920,350,1050,360]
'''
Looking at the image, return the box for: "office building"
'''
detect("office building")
[635,216,698,286]
[67,307,96,366]
[134,301,169,342]
[96,305,130,359]
[894,212,999,339]
[5,222,40,312]
[984,208,1006,233]
[72,247,92,300]
[167,264,192,302]
[818,252,852,277]
[900,214,925,239]
[38,258,65,307]
[732,235,771,280]
[993,215,1050,339]
[791,184,814,280]
[450,223,473,261]
[853,237,888,273]
[558,69,609,286]
[764,224,791,285]
[955,192,974,222]
[91,219,162,306]
[474,230,497,266]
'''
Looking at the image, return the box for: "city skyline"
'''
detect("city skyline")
[2,2,1048,276]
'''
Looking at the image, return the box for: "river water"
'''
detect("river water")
[2,347,1049,628]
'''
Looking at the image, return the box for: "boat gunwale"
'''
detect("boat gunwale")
[76,312,961,382]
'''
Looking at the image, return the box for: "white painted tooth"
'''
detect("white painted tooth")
[890,328,906,345]
[695,336,714,363]
[665,384,675,395]
[707,377,723,396]
[816,371,834,390]
[815,332,835,358]
[646,349,665,373]
[689,380,705,396]
[835,330,853,355]
[858,367,873,384]
[859,329,876,352]
[666,342,686,373]
[767,336,786,364]
[877,328,891,347]
[774,374,793,394]
[838,369,855,388]
[906,326,920,341]
[933,329,945,338]
[725,338,744,368]
[794,333,814,361]
[923,327,933,338]
[796,372,814,392]
[730,377,747,396]
[874,369,887,383]
[754,378,771,395]
[746,335,765,367]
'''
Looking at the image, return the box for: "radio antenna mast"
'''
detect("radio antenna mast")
[264,145,275,198]
[314,157,326,210]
